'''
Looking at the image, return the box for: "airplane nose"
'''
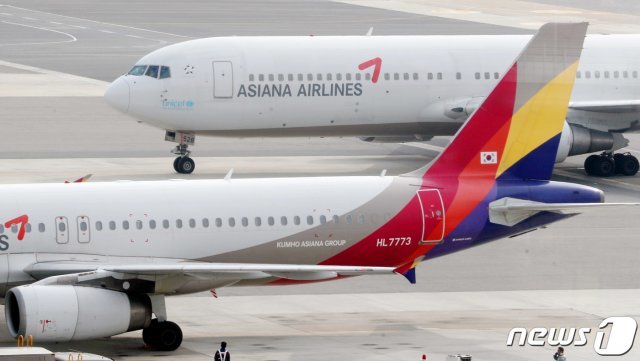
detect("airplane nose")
[105,76,130,113]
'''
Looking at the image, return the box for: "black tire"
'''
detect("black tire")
[619,155,639,176]
[172,157,181,173]
[177,157,195,174]
[142,319,159,347]
[154,321,183,351]
[584,154,600,176]
[595,156,615,177]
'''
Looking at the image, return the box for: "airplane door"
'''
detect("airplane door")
[417,189,445,244]
[55,216,69,244]
[77,216,90,243]
[213,61,233,98]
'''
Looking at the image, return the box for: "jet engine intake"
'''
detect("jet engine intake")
[5,285,151,341]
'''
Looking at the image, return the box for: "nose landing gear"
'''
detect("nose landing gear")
[166,130,196,174]
[585,152,639,177]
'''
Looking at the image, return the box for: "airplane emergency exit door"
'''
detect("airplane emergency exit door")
[213,61,233,98]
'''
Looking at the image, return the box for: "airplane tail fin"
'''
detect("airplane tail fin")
[418,23,587,181]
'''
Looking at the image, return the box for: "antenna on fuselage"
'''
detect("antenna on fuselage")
[224,168,234,181]
[366,27,373,36]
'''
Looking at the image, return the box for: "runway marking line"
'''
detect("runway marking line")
[0,20,77,45]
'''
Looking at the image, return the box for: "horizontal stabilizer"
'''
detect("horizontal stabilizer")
[489,197,640,226]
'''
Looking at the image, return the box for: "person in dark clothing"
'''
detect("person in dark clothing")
[553,346,566,361]
[214,341,230,361]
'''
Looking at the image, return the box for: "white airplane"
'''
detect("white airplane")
[104,30,640,176]
[2,23,635,352]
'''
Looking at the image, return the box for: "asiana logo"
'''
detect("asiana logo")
[506,317,637,356]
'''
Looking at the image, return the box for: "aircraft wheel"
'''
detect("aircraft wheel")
[176,157,195,174]
[142,319,158,346]
[154,321,183,351]
[617,154,639,176]
[584,154,600,176]
[594,155,615,177]
[172,157,181,173]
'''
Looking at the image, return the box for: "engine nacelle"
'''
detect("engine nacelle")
[556,122,628,162]
[5,285,151,341]
[360,135,433,143]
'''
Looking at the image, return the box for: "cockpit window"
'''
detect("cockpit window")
[145,65,159,78]
[128,65,147,76]
[159,66,171,79]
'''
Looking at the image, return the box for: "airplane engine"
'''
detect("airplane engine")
[555,121,627,162]
[5,285,151,341]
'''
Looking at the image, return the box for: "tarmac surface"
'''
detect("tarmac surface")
[0,1,639,360]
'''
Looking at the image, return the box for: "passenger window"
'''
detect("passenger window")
[355,73,361,81]
[327,73,332,81]
[357,215,365,224]
[307,73,313,81]
[268,216,275,226]
[145,65,159,78]
[297,74,303,81]
[215,218,222,227]
[259,74,265,81]
[484,72,490,80]
[332,215,339,224]
[336,73,342,81]
[202,218,209,228]
[241,217,249,227]
[475,72,480,80]
[58,222,65,232]
[109,221,116,230]
[307,216,314,225]
[25,223,32,233]
[384,73,390,81]
[0,225,4,233]
[320,215,327,224]
[428,73,433,80]
[494,72,499,79]
[623,71,628,78]
[456,72,461,80]
[403,73,409,80]
[187,218,195,228]
[288,74,293,81]
[346,215,353,224]
[614,71,619,78]
[585,71,591,78]
[162,220,169,229]
[365,73,371,81]
[128,65,147,76]
[437,72,443,80]
[159,66,171,79]
[294,216,301,225]
[136,220,143,230]
[255,217,262,226]
[278,74,284,81]
[393,73,399,80]
[150,220,157,229]
[346,73,352,81]
[96,221,102,231]
[228,217,235,227]
[122,221,130,230]
[39,223,45,232]
[633,71,638,78]
[412,73,418,80]
[278,216,286,226]
[317,73,323,81]
[268,74,274,81]
[176,219,182,229]
[604,71,610,78]
[595,71,600,78]
[249,74,255,82]
[576,71,581,79]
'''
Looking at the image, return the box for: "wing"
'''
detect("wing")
[24,261,395,294]
[489,197,640,226]
[569,100,640,113]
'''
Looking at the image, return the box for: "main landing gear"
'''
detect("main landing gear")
[167,130,196,174]
[585,152,639,177]
[143,319,183,351]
